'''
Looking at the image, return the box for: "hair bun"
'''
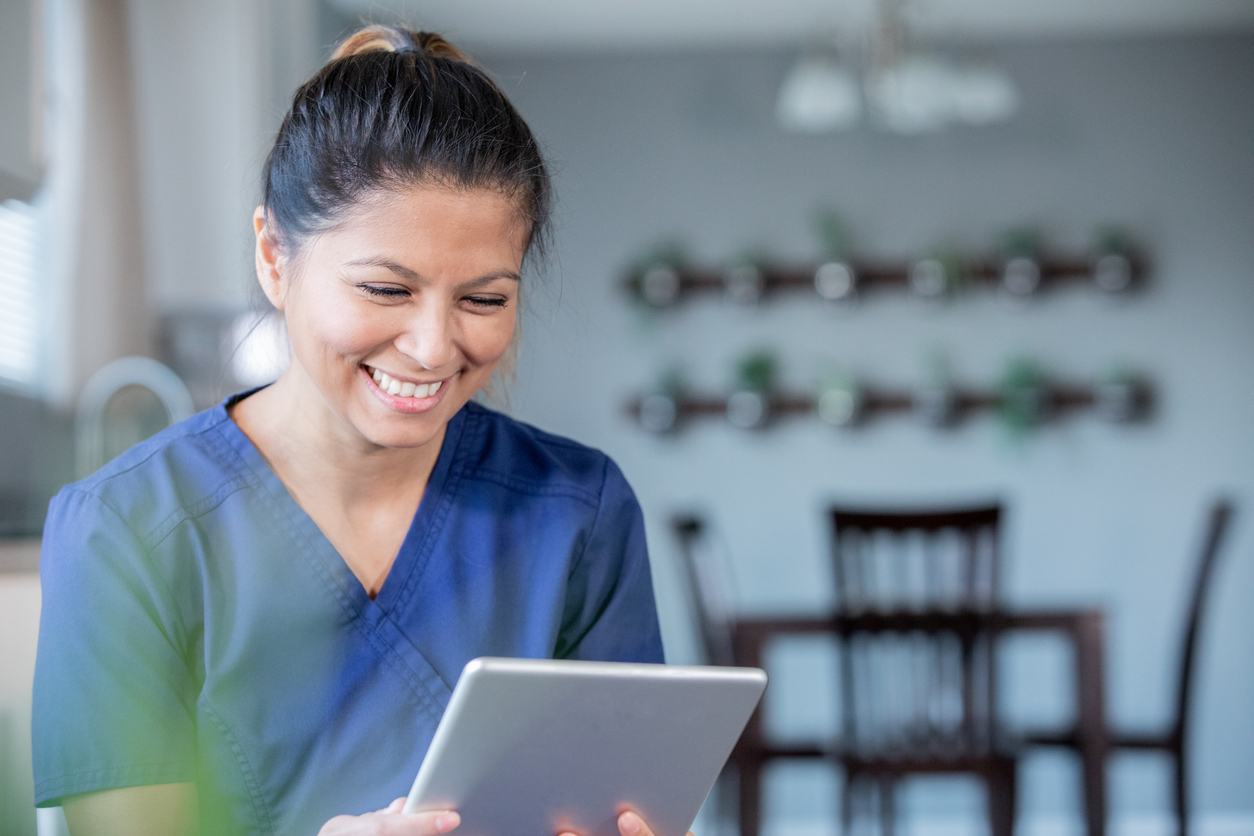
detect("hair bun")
[332,24,469,63]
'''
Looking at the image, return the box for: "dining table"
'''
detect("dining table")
[726,607,1108,836]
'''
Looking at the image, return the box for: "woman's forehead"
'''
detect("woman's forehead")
[290,185,525,279]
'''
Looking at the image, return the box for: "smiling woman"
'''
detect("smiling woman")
[31,25,665,836]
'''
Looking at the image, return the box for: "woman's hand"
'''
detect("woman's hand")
[318,798,460,836]
[559,810,694,836]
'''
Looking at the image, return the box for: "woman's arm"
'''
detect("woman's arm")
[63,784,199,836]
[62,785,460,836]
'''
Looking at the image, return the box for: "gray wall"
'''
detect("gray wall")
[481,34,1254,826]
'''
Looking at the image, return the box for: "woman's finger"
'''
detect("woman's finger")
[319,809,459,836]
[612,811,695,836]
[617,811,650,836]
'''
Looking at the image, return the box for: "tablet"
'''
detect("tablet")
[402,657,767,836]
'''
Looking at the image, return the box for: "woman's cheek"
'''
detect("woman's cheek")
[469,313,515,365]
[314,304,392,359]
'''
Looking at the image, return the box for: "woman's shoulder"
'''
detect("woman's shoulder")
[53,401,253,544]
[457,401,632,508]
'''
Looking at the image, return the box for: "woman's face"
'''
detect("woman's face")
[257,184,526,450]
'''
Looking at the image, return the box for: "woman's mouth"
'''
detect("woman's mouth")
[361,365,450,413]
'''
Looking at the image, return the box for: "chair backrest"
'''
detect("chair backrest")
[1174,499,1234,743]
[826,504,1004,757]
[671,515,738,667]
[829,505,1002,612]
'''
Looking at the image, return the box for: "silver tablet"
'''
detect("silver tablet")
[403,657,767,836]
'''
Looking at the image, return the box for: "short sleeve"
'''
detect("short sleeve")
[32,488,197,806]
[555,459,665,663]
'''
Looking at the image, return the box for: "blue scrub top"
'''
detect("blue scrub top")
[32,394,664,835]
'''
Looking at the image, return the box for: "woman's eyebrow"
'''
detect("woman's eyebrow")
[344,258,519,287]
[458,272,521,289]
[345,256,420,280]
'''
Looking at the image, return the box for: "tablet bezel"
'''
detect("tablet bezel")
[402,657,767,836]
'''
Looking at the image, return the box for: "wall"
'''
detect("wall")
[124,0,319,314]
[0,570,42,836]
[0,0,40,202]
[480,34,1254,828]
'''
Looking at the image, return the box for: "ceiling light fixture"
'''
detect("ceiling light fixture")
[776,48,862,133]
[777,0,1020,135]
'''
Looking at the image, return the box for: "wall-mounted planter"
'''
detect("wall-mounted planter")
[625,378,1153,435]
[624,245,1145,308]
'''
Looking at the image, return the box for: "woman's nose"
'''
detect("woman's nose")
[395,304,457,371]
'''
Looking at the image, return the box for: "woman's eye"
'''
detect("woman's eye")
[464,296,508,309]
[358,284,409,299]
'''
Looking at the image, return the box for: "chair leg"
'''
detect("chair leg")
[1173,752,1188,836]
[878,777,896,836]
[713,766,735,836]
[985,762,1017,836]
[840,772,855,836]
[737,758,761,836]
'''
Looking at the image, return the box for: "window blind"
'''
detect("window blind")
[0,199,39,387]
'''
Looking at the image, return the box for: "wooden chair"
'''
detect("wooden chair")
[1028,500,1235,836]
[671,515,828,836]
[1111,500,1234,836]
[827,505,1016,836]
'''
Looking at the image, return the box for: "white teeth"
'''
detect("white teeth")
[372,368,444,399]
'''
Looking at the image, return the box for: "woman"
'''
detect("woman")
[33,26,666,836]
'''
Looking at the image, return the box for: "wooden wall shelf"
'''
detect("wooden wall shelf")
[624,250,1146,307]
[625,379,1152,433]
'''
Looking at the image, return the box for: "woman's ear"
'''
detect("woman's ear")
[254,206,287,310]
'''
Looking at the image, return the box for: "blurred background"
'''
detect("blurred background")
[1,1,1252,835]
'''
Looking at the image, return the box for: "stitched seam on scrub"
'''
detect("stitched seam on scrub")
[457,469,599,508]
[463,401,596,452]
[229,430,448,723]
[136,421,257,547]
[200,696,276,836]
[352,611,448,723]
[555,456,614,658]
[390,404,472,619]
[58,489,195,665]
[34,762,195,802]
[138,476,255,553]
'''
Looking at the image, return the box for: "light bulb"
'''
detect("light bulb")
[777,54,862,133]
[866,54,956,134]
[951,65,1019,125]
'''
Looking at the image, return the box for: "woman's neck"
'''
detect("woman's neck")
[230,367,445,518]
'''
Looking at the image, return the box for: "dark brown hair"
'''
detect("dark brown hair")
[261,24,550,262]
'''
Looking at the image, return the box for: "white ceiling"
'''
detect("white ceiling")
[329,0,1254,50]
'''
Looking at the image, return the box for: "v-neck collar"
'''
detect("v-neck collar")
[213,390,469,620]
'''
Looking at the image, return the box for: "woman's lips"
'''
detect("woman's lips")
[361,365,451,414]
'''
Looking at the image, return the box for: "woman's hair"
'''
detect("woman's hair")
[261,24,550,262]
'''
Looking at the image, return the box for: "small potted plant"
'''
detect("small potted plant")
[723,249,768,306]
[631,240,688,308]
[813,208,858,302]
[637,367,686,435]
[909,248,965,300]
[815,366,863,428]
[726,350,777,430]
[1094,366,1153,423]
[998,357,1051,437]
[1091,227,1139,294]
[997,227,1044,298]
[914,349,959,429]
